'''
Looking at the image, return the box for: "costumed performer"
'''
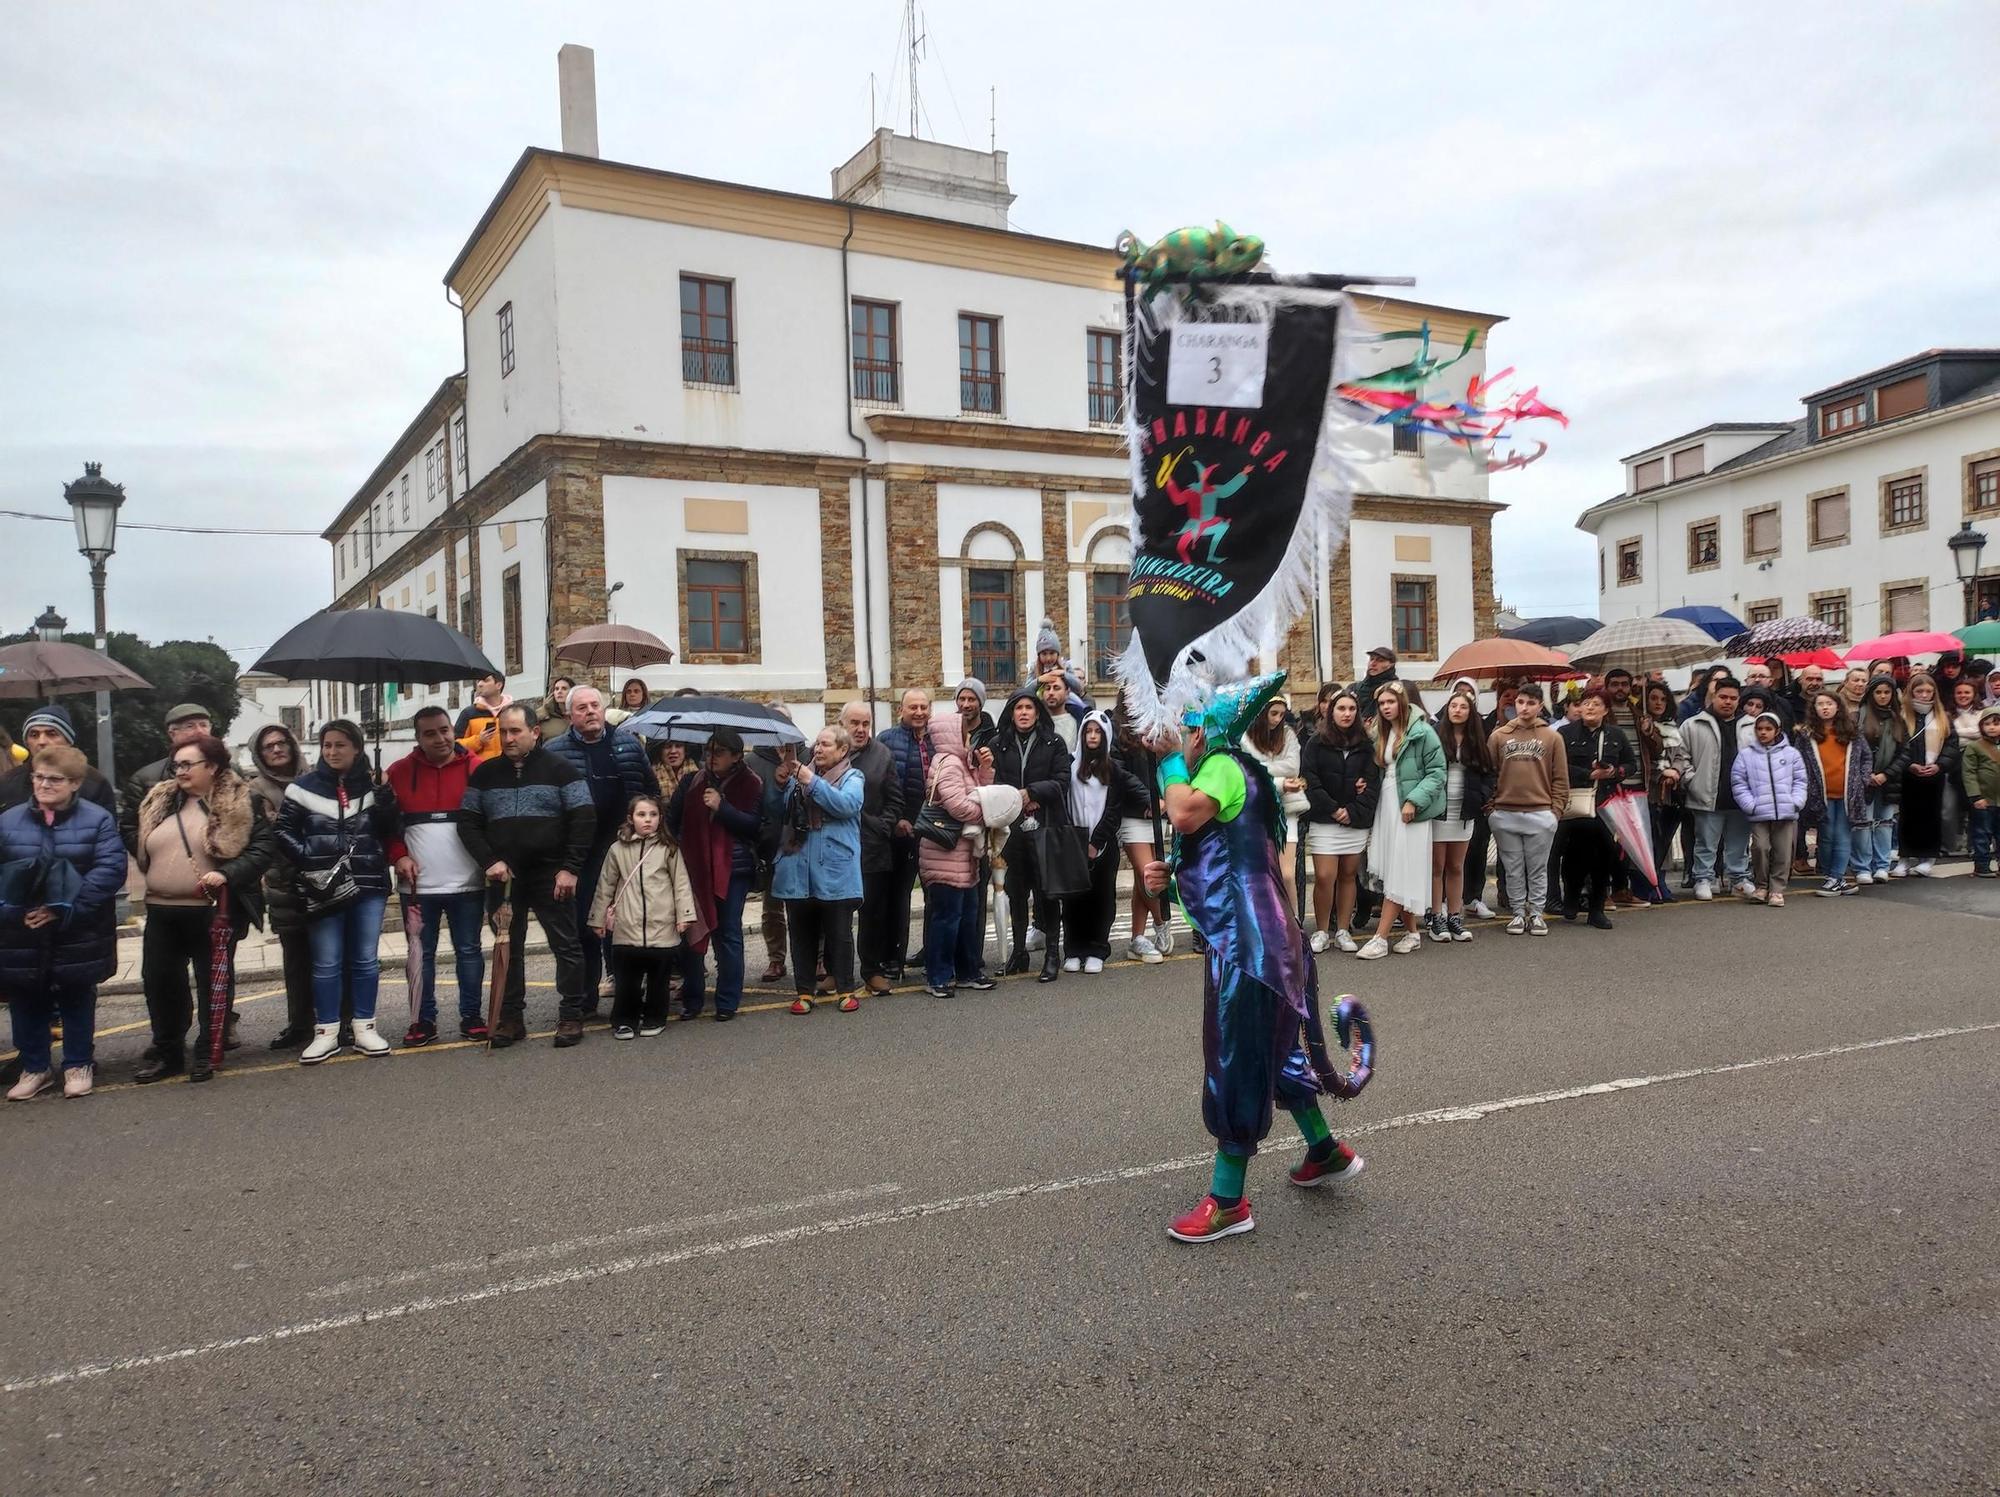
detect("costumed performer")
[1142,671,1364,1244]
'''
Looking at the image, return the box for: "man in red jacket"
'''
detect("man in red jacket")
[385,705,487,1044]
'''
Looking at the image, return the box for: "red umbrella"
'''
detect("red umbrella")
[1845,630,1962,661]
[1596,788,1658,890]
[1749,648,1846,669]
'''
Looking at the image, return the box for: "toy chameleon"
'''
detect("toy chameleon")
[1116,222,1266,284]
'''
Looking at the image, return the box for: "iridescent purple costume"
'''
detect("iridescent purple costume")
[1174,750,1337,1156]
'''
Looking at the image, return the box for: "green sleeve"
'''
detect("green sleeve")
[1190,754,1248,823]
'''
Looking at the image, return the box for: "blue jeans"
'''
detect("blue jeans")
[680,868,751,1018]
[1859,797,1897,876]
[1816,802,1853,881]
[1971,803,1997,871]
[922,882,985,989]
[309,895,387,1025]
[1690,807,1749,886]
[6,980,96,1072]
[416,890,486,1026]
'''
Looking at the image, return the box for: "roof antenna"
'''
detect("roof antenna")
[989,85,996,154]
[906,0,925,137]
[869,71,876,132]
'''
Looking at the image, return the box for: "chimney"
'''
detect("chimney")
[558,44,599,158]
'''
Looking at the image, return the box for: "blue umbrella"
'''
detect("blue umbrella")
[1659,605,1745,642]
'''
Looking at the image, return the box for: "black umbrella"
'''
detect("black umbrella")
[624,696,807,748]
[254,606,497,684]
[1499,615,1604,649]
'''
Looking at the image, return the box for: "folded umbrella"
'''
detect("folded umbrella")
[402,882,425,1029]
[484,880,513,1052]
[1596,788,1658,891]
[206,888,233,1072]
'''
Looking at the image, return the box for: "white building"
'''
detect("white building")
[322,48,1518,738]
[1579,349,2000,641]
[227,671,312,768]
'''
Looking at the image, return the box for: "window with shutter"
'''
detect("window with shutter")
[1809,489,1848,546]
[1746,506,1780,557]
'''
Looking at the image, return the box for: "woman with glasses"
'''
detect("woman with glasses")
[0,747,126,1099]
[275,720,404,1064]
[134,734,274,1083]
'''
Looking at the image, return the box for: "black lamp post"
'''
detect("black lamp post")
[1949,521,1988,627]
[63,463,125,785]
[34,605,67,644]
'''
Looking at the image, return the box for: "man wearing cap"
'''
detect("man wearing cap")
[0,705,117,816]
[1356,647,1400,721]
[122,703,212,855]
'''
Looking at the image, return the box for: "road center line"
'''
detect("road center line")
[8,1017,1996,1395]
[307,1182,905,1299]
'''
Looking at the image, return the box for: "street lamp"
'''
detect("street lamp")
[63,462,125,786]
[34,605,67,644]
[1948,520,1988,626]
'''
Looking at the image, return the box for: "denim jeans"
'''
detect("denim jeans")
[309,894,387,1025]
[1690,807,1749,886]
[922,882,985,989]
[416,890,486,1026]
[681,868,752,1018]
[1859,796,1897,876]
[1816,802,1853,881]
[1970,803,1997,871]
[6,979,96,1072]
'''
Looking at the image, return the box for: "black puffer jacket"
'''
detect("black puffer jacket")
[1559,720,1637,808]
[274,760,404,901]
[1302,734,1381,829]
[989,690,1072,820]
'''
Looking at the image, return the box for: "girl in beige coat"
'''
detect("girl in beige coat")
[589,795,696,1037]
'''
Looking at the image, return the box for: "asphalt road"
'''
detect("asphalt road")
[3,883,1996,1494]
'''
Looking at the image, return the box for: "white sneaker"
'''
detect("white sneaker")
[6,1070,53,1101]
[1062,956,1081,973]
[1466,900,1495,921]
[1888,861,1908,879]
[1152,919,1176,957]
[1527,913,1550,936]
[1693,881,1713,901]
[1356,936,1389,960]
[1914,859,1935,877]
[351,1019,392,1056]
[62,1065,93,1099]
[1129,934,1164,963]
[1816,878,1844,898]
[299,1023,343,1065]
[1854,871,1873,885]
[1505,914,1526,935]
[1392,932,1422,955]
[1025,926,1046,952]
[638,1022,667,1037]
[1309,930,1331,954]
[1083,957,1104,974]
[1333,930,1358,953]
[1734,880,1758,898]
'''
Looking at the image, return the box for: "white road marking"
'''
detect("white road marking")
[307,1183,906,1299]
[8,1018,1997,1395]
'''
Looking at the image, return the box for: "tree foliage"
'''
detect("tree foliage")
[0,629,241,776]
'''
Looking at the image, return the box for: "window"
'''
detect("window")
[684,558,748,654]
[1086,329,1121,425]
[452,412,467,487]
[1746,600,1782,626]
[1808,488,1849,547]
[497,302,515,378]
[399,473,410,523]
[280,706,304,739]
[1882,472,1926,531]
[1820,395,1865,435]
[1089,571,1129,676]
[1811,590,1850,642]
[1972,457,2000,513]
[965,567,1015,683]
[1616,537,1642,584]
[1883,582,1927,633]
[1875,374,1927,422]
[959,314,1001,414]
[1634,457,1666,491]
[459,593,476,642]
[1688,519,1720,571]
[851,299,899,404]
[425,446,438,503]
[1670,446,1704,481]
[1392,423,1423,455]
[500,564,522,673]
[680,274,735,386]
[1392,577,1436,657]
[1745,505,1780,558]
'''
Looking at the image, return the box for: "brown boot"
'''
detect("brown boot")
[865,974,892,995]
[489,1015,528,1049]
[553,1017,585,1048]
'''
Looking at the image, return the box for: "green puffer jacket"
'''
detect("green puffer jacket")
[1383,716,1449,823]
[1963,732,2000,805]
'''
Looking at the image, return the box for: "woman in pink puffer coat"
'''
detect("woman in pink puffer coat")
[918,712,995,996]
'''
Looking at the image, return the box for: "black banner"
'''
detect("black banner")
[1126,297,1340,692]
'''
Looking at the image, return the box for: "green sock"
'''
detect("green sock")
[1209,1150,1248,1205]
[1291,1104,1334,1161]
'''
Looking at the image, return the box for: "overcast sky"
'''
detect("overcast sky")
[5,1,1997,660]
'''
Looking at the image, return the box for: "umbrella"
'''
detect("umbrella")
[1748,648,1846,670]
[1499,616,1603,649]
[554,624,675,673]
[484,880,513,1052]
[1953,619,2000,651]
[254,605,496,685]
[401,881,425,1030]
[1597,788,1658,890]
[1721,615,1841,659]
[1567,616,1718,672]
[625,696,808,748]
[1432,636,1579,682]
[0,641,152,699]
[206,888,233,1072]
[1845,630,1962,662]
[1658,605,1745,643]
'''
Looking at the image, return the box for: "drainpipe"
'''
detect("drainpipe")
[841,205,881,711]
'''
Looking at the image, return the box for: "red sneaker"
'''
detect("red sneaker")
[1166,1194,1255,1243]
[1289,1142,1364,1188]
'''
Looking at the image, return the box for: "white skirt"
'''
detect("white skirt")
[1433,817,1475,844]
[1118,816,1157,848]
[1369,763,1435,909]
[1306,821,1370,856]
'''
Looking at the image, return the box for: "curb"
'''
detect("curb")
[98,937,558,998]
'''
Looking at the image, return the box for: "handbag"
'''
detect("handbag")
[913,798,964,850]
[1562,729,1603,820]
[299,851,361,917]
[1033,821,1092,899]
